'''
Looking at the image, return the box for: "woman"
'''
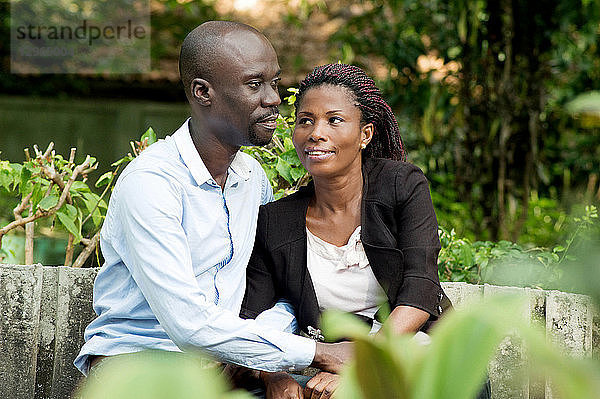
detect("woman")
[241,64,480,399]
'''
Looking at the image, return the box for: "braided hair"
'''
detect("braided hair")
[295,63,405,161]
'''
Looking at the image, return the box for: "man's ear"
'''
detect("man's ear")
[191,78,212,106]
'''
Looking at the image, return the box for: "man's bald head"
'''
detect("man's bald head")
[179,21,268,100]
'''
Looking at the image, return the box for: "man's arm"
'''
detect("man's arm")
[111,171,315,372]
[254,300,300,334]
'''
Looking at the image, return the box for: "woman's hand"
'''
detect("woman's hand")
[261,371,304,399]
[304,372,340,399]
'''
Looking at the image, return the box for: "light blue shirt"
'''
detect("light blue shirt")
[74,119,315,375]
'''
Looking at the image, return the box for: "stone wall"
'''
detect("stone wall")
[0,264,598,398]
[0,265,97,399]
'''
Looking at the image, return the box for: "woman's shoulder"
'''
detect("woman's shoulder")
[260,185,312,213]
[364,158,428,188]
[256,187,312,243]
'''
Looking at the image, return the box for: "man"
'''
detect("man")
[74,21,349,377]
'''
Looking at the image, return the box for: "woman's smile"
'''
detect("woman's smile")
[305,146,336,160]
[293,84,371,177]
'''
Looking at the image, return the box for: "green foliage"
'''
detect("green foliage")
[438,205,600,290]
[330,0,600,243]
[0,149,105,245]
[75,351,252,399]
[566,91,600,128]
[242,89,309,199]
[321,295,600,399]
[0,127,157,266]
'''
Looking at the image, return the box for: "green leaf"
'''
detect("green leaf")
[141,127,157,145]
[112,155,134,167]
[95,171,114,188]
[320,310,371,341]
[36,193,59,212]
[20,166,32,194]
[82,192,104,227]
[283,136,294,150]
[0,169,12,191]
[459,243,474,267]
[354,340,409,399]
[31,179,49,209]
[412,296,527,399]
[70,181,91,193]
[279,149,302,166]
[57,204,81,243]
[334,364,366,399]
[552,245,566,253]
[76,351,240,399]
[275,158,293,184]
[290,166,306,181]
[263,167,277,186]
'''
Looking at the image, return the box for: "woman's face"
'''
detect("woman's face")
[293,84,373,178]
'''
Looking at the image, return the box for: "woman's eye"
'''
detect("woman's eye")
[329,116,343,124]
[297,117,313,125]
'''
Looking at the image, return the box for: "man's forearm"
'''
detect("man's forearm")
[311,342,354,374]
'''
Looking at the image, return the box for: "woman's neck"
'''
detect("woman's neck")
[311,163,363,215]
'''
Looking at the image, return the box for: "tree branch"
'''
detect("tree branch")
[72,231,100,268]
[0,156,91,246]
[64,233,75,266]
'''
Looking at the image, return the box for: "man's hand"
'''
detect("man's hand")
[222,364,260,389]
[311,342,354,374]
[304,372,339,399]
[261,372,304,399]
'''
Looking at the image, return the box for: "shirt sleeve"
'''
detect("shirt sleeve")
[254,300,300,334]
[259,165,274,205]
[393,164,445,317]
[110,170,314,372]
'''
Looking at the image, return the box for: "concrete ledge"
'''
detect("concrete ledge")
[0,265,597,398]
[0,265,98,399]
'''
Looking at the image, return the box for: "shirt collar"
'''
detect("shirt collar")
[173,118,251,187]
[229,152,251,181]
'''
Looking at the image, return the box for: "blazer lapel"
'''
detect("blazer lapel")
[360,161,404,305]
[285,187,321,331]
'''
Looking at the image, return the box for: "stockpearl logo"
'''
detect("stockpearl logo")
[10,0,150,74]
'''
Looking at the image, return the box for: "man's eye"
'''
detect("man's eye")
[248,81,261,88]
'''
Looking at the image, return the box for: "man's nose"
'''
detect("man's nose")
[262,85,281,108]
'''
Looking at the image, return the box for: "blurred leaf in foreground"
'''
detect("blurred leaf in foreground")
[75,350,253,399]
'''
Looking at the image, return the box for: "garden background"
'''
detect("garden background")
[1,0,599,291]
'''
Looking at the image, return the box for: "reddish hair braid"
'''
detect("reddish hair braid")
[296,63,406,161]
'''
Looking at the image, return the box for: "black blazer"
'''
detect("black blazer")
[241,158,452,335]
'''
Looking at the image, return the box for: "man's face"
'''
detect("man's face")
[208,31,281,146]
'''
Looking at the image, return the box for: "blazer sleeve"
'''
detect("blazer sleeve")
[241,206,279,319]
[393,164,444,317]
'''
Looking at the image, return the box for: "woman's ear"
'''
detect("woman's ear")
[361,123,374,147]
[191,78,212,106]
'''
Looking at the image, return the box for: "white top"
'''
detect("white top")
[306,225,386,333]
